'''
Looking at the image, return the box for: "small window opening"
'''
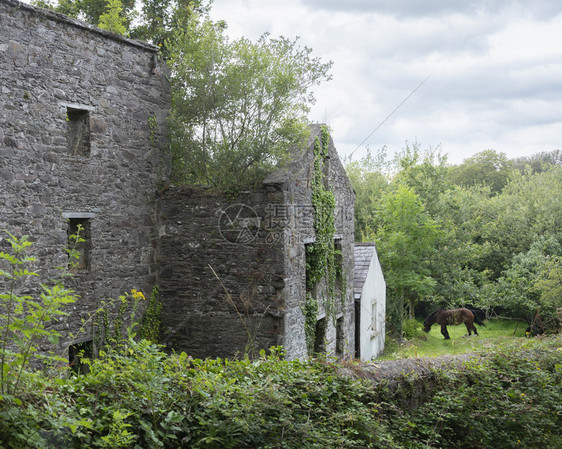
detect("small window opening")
[69,340,93,374]
[67,107,91,156]
[313,317,327,354]
[336,317,344,356]
[334,239,343,289]
[322,155,331,189]
[68,218,91,270]
[305,243,314,292]
[371,303,378,335]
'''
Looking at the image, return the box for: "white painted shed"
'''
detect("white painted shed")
[354,242,386,360]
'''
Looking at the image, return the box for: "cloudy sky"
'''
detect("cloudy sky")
[209,0,562,164]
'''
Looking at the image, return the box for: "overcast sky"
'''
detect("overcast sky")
[209,0,562,164]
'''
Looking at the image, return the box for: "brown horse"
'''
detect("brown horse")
[423,308,478,340]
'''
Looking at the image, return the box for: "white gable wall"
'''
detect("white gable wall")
[359,249,386,360]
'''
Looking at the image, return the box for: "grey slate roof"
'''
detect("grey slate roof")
[354,242,376,298]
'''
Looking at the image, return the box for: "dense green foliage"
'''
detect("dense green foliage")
[380,340,562,448]
[3,235,558,448]
[347,146,562,334]
[0,337,560,448]
[96,0,127,34]
[0,233,78,396]
[32,0,206,44]
[167,14,330,190]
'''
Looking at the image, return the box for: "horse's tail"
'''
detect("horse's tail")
[471,310,486,327]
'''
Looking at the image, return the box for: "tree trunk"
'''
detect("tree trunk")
[409,297,415,320]
[398,291,404,339]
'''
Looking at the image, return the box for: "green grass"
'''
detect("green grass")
[380,319,542,359]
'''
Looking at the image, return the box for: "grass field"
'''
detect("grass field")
[379,318,554,359]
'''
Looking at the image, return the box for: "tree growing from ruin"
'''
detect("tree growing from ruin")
[97,0,128,35]
[34,0,331,191]
[167,12,332,190]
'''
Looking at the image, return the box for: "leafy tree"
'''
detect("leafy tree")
[512,149,562,174]
[33,0,203,48]
[130,0,209,58]
[495,237,562,329]
[344,147,390,240]
[447,149,513,194]
[97,0,127,35]
[375,185,441,334]
[167,13,332,190]
[36,0,137,28]
[392,142,450,216]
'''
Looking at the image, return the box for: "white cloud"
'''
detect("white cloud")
[211,0,562,163]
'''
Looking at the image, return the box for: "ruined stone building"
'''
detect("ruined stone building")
[159,125,356,359]
[1,0,382,361]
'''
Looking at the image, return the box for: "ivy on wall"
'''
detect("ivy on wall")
[304,126,343,355]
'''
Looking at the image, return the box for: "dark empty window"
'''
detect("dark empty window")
[334,239,343,289]
[67,218,91,270]
[69,340,93,374]
[67,107,91,156]
[313,317,327,354]
[336,317,344,356]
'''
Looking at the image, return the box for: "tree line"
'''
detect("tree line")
[346,146,562,335]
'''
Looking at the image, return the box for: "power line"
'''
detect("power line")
[349,73,432,158]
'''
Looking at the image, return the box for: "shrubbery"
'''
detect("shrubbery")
[0,338,560,448]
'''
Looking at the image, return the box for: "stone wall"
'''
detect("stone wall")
[0,0,170,353]
[158,187,286,359]
[338,354,475,408]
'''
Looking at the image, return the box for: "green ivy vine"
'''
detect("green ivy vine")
[304,126,342,354]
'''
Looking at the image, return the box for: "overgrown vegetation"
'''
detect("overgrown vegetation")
[304,126,342,354]
[36,0,332,192]
[346,146,562,335]
[0,233,78,396]
[0,332,560,448]
[167,14,330,190]
[3,233,558,448]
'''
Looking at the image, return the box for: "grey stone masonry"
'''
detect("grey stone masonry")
[159,125,356,360]
[0,0,170,354]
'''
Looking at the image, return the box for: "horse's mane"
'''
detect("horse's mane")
[424,308,444,324]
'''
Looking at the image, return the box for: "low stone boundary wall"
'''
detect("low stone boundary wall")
[338,354,476,407]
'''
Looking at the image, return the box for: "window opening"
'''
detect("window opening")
[371,303,378,335]
[334,238,343,290]
[67,218,91,270]
[67,107,91,156]
[69,340,93,374]
[313,317,327,354]
[336,316,344,356]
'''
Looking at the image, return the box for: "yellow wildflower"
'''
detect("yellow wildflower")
[131,289,145,300]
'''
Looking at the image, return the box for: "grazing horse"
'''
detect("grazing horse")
[423,308,478,340]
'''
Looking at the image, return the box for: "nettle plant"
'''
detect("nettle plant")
[0,232,78,396]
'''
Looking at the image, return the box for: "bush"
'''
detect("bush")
[403,318,423,339]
